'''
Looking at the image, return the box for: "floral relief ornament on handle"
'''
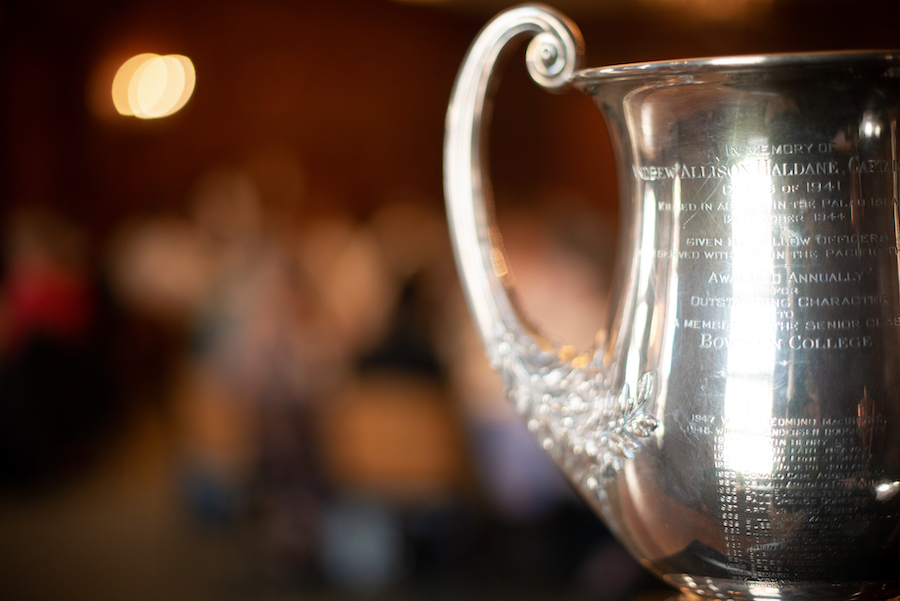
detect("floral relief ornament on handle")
[498,330,659,489]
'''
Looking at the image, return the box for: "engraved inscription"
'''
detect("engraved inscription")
[638,136,900,351]
[698,415,888,579]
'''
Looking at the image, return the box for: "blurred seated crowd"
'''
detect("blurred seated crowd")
[0,147,658,600]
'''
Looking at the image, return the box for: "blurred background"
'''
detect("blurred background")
[0,0,898,600]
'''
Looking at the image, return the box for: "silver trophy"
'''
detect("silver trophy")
[444,4,900,600]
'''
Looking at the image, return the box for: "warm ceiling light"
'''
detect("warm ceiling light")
[112,53,196,119]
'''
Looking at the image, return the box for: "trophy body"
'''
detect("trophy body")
[445,4,900,600]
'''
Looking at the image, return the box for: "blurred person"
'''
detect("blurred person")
[0,207,114,487]
[0,208,94,354]
[311,196,486,593]
[361,196,452,375]
[292,212,395,361]
[105,164,297,546]
[178,158,399,584]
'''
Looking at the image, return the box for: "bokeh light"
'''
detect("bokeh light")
[111,53,195,119]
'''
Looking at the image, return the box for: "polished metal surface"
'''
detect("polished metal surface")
[444,4,900,600]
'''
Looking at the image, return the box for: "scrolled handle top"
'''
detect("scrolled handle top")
[523,10,584,90]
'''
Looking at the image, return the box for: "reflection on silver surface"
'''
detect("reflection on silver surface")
[445,4,900,600]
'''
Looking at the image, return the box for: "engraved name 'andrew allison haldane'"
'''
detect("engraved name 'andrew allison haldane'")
[633,155,900,182]
[633,159,842,182]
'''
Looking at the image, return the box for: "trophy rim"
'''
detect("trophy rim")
[572,50,900,85]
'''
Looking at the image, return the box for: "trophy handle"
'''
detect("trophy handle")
[444,4,585,372]
[446,4,660,485]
